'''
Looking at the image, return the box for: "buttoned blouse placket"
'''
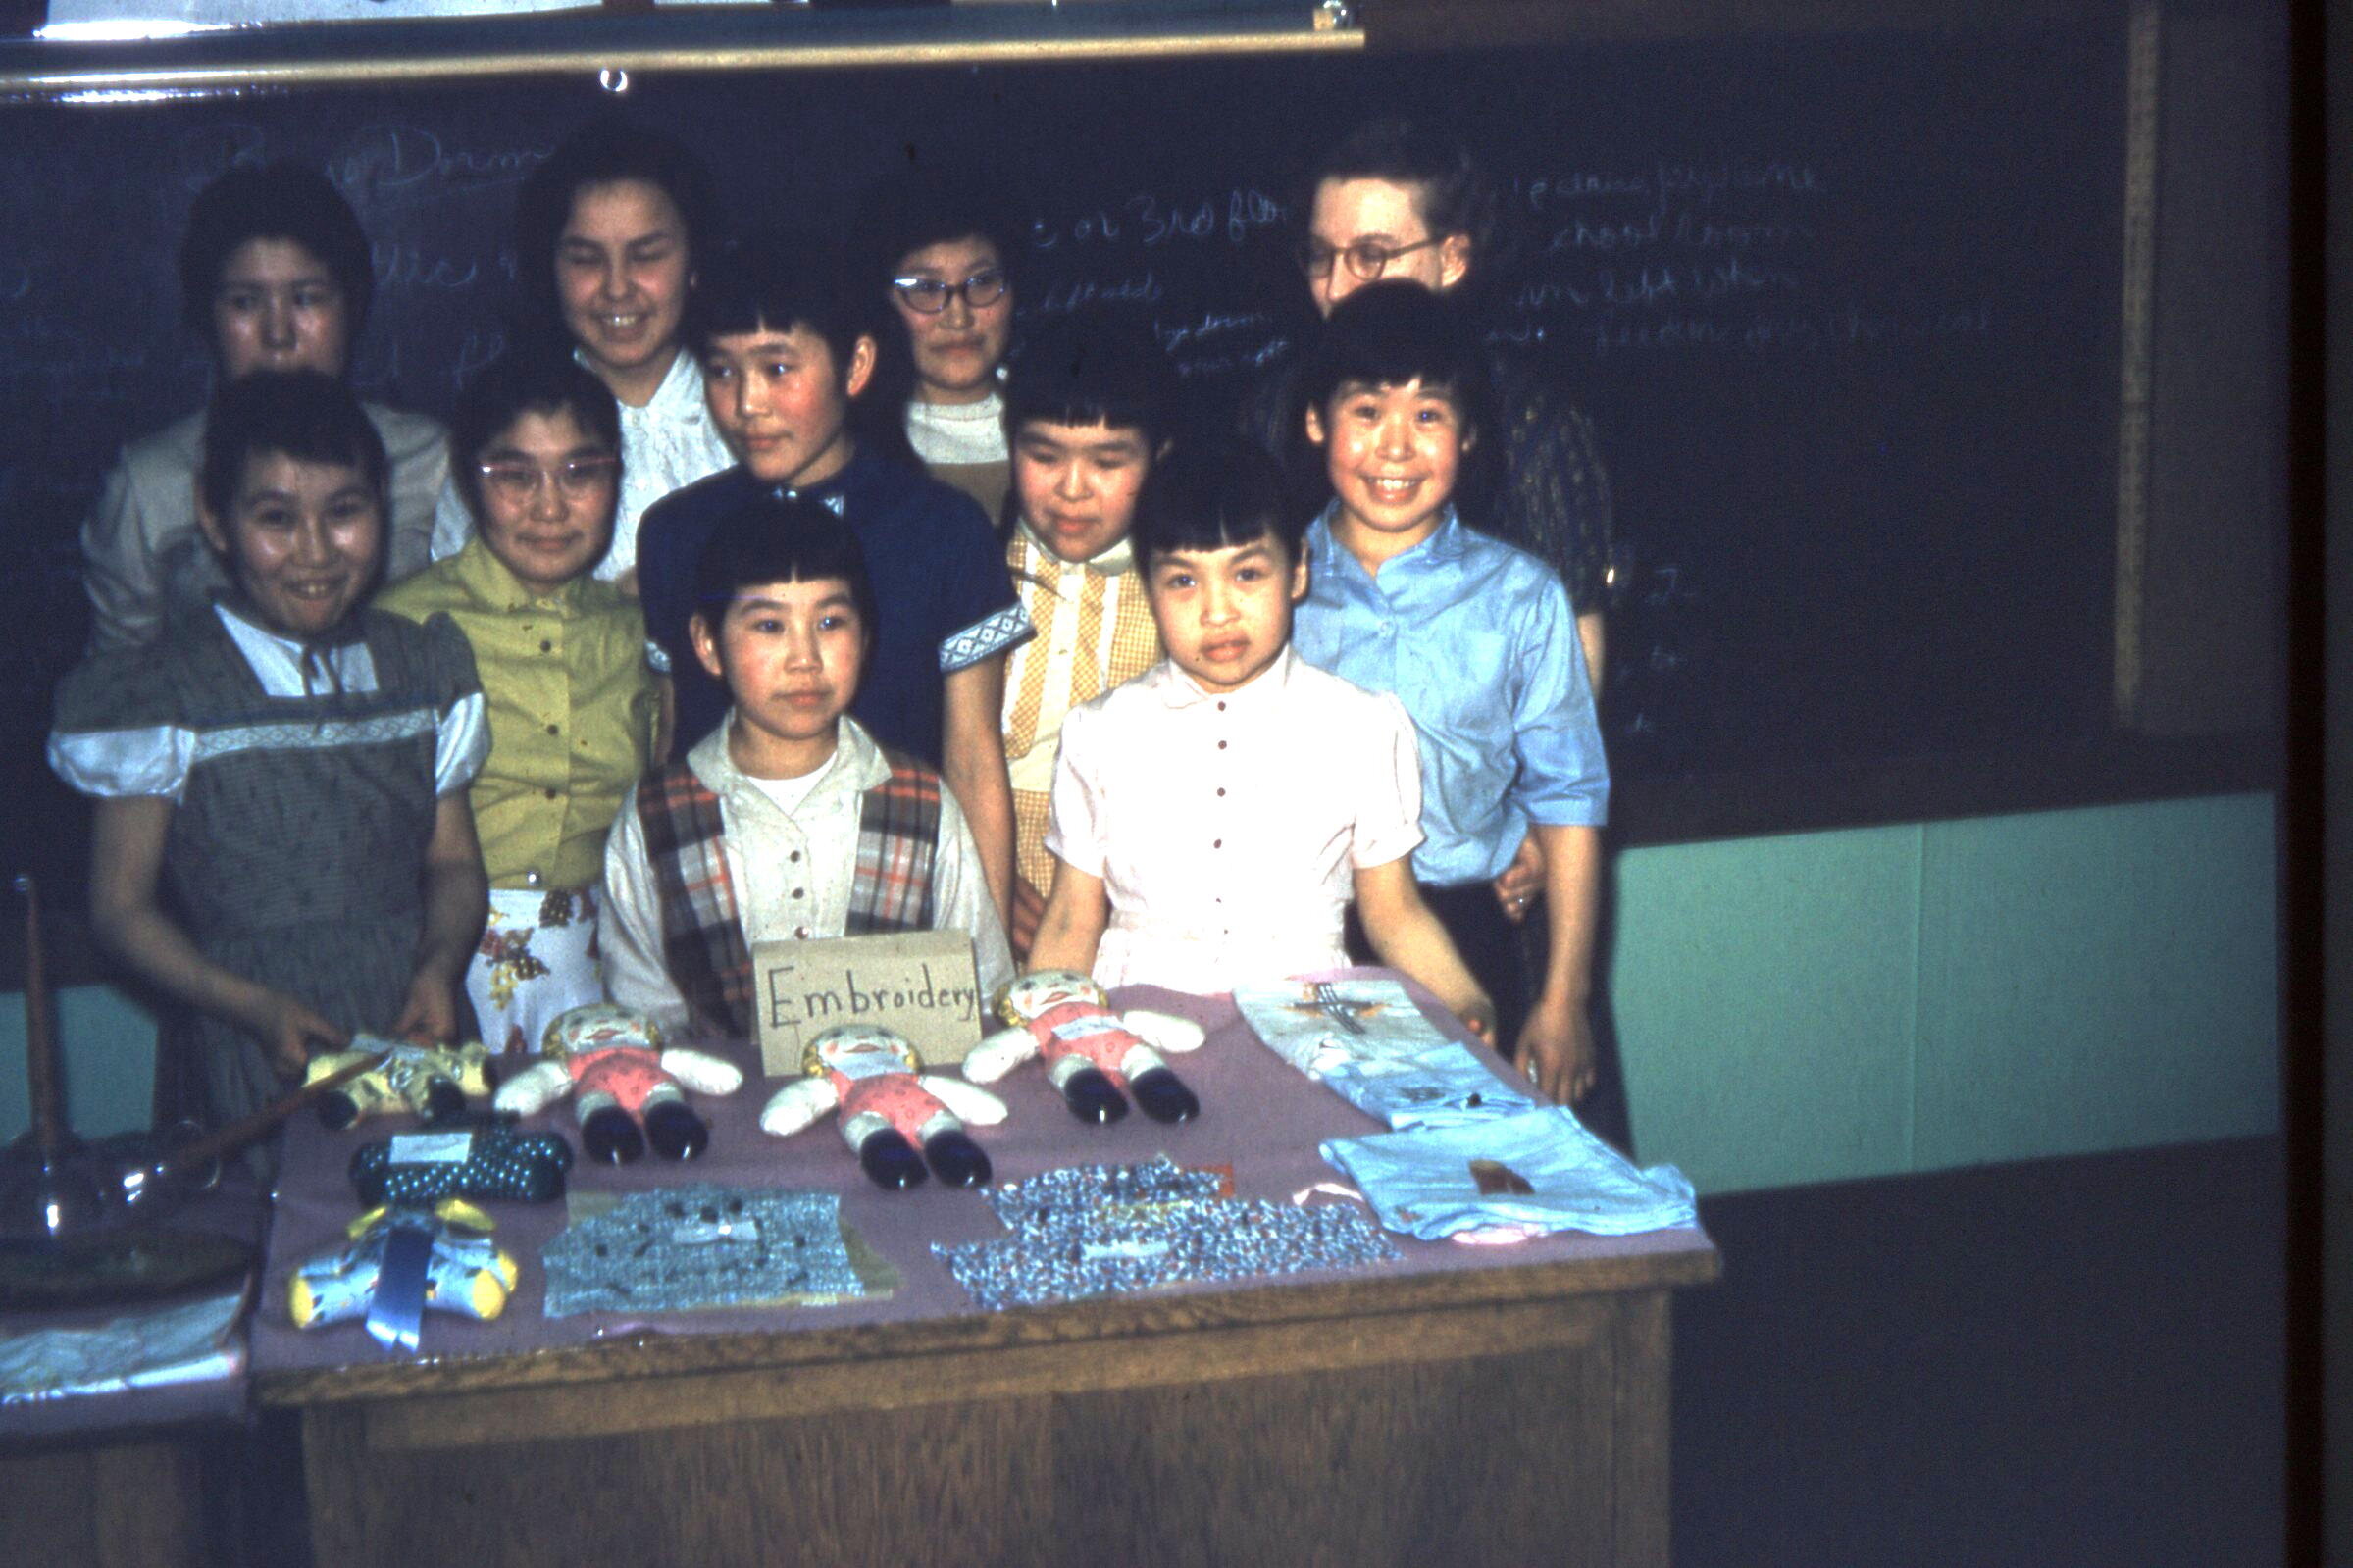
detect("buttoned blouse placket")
[1202,690,1239,957]
[514,584,570,888]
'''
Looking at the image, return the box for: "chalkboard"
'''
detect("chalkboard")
[0,25,2124,887]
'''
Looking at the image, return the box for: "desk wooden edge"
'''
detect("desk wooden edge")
[254,1231,1718,1409]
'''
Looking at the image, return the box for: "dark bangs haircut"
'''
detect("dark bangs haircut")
[199,369,387,517]
[179,162,376,345]
[852,164,1021,293]
[1002,309,1174,452]
[1131,438,1298,571]
[1304,118,1500,267]
[686,231,867,372]
[450,348,623,515]
[515,118,720,328]
[691,493,880,642]
[1300,281,1493,446]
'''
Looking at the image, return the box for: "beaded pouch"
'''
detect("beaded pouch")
[348,1118,574,1207]
[540,1184,867,1317]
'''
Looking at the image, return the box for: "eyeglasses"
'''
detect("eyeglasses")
[890,268,1010,314]
[1293,235,1448,283]
[476,457,619,502]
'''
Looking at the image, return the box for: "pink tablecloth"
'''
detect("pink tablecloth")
[249,973,1710,1376]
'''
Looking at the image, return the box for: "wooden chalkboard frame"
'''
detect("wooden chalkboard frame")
[0,1,1356,97]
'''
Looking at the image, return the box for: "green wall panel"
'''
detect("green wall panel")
[1609,826,1923,1194]
[0,984,159,1143]
[0,795,2281,1197]
[1911,792,2279,1168]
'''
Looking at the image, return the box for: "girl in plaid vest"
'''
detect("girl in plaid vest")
[601,495,1012,1038]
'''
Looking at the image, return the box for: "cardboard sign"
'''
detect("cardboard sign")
[751,930,992,1077]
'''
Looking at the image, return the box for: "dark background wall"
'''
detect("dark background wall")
[0,25,2135,886]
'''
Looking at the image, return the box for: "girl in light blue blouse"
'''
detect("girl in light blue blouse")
[1290,282,1609,1110]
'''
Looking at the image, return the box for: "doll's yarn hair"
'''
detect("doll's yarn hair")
[801,1025,922,1080]
[994,969,1110,1026]
[540,1001,663,1061]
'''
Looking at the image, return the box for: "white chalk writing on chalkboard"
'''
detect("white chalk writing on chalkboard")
[332,125,547,204]
[1029,187,1286,251]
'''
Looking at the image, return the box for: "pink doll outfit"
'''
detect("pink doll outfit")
[830,1067,958,1142]
[570,1047,679,1113]
[1024,1000,1151,1083]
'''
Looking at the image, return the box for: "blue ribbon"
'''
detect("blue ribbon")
[366,1222,436,1353]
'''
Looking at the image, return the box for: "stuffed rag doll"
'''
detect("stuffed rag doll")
[964,971,1206,1125]
[287,1197,519,1347]
[304,1037,497,1130]
[493,1003,743,1164]
[761,1024,1009,1189]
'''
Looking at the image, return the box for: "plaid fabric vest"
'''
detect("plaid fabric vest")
[637,751,944,1039]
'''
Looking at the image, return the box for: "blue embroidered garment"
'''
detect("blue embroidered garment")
[1321,1108,1696,1241]
[1235,978,1540,1131]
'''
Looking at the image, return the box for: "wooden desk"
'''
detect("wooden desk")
[253,982,1717,1567]
[0,1183,265,1568]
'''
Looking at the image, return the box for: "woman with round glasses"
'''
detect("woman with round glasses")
[854,168,1022,522]
[380,350,659,1052]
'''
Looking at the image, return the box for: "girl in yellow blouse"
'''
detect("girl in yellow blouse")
[379,351,658,1052]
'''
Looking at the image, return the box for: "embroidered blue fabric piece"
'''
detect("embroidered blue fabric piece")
[937,1159,1399,1311]
[1320,1108,1698,1241]
[541,1185,863,1317]
[1315,1044,1542,1131]
[1234,978,1538,1130]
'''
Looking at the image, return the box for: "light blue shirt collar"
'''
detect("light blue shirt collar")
[1310,502,1469,583]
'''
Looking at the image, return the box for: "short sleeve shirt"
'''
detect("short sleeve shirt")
[1046,648,1423,994]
